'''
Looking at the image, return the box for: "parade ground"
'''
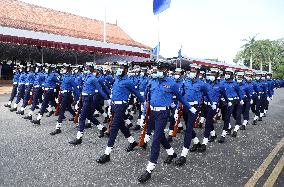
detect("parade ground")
[0,89,284,186]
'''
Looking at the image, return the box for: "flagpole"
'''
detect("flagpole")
[180,45,182,68]
[157,15,160,62]
[103,6,107,43]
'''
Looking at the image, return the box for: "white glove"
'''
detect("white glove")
[174,110,179,120]
[108,106,112,117]
[55,98,59,103]
[75,104,79,110]
[211,104,217,110]
[107,99,111,105]
[30,91,32,96]
[140,115,145,127]
[267,97,270,101]
[54,89,56,92]
[271,95,274,100]
[171,102,176,108]
[258,96,260,99]
[228,102,232,107]
[189,107,197,114]
[240,100,244,105]
[250,99,253,104]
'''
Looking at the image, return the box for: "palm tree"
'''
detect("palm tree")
[241,34,258,69]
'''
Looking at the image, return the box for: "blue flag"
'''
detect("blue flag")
[153,0,171,15]
[152,42,160,56]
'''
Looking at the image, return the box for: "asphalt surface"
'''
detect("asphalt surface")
[0,89,284,186]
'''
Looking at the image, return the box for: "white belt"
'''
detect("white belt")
[205,102,217,105]
[82,92,93,96]
[61,90,71,93]
[76,86,80,88]
[112,100,128,104]
[221,98,225,101]
[44,88,53,91]
[228,97,239,100]
[259,92,264,94]
[19,83,25,85]
[13,82,18,85]
[189,101,198,105]
[150,105,168,111]
[95,90,98,93]
[34,85,40,88]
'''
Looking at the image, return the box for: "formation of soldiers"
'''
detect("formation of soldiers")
[3,61,284,183]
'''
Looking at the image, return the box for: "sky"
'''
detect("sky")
[21,0,284,64]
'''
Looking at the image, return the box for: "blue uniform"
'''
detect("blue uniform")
[22,72,35,108]
[9,72,20,102]
[30,72,45,111]
[15,72,27,104]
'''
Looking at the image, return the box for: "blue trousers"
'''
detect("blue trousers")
[30,87,43,111]
[222,100,237,130]
[22,84,33,108]
[148,110,171,164]
[78,95,100,132]
[203,105,215,138]
[9,84,18,101]
[242,98,251,121]
[232,99,242,125]
[107,103,131,147]
[183,105,199,149]
[251,95,260,116]
[39,89,56,115]
[58,92,75,123]
[15,84,26,104]
[259,94,267,114]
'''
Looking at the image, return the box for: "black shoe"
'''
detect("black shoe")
[240,125,246,130]
[105,131,110,137]
[46,111,54,117]
[226,128,232,135]
[31,119,40,125]
[175,156,186,166]
[50,129,61,135]
[85,123,92,129]
[258,117,263,121]
[231,131,237,137]
[103,117,109,123]
[69,117,74,121]
[69,138,82,145]
[198,122,203,128]
[253,120,257,125]
[218,136,225,143]
[126,141,138,152]
[23,115,32,120]
[197,144,206,152]
[16,110,24,115]
[133,125,141,131]
[177,127,183,133]
[96,154,110,164]
[138,171,151,183]
[4,104,11,108]
[98,127,107,138]
[263,113,267,117]
[127,123,133,128]
[167,135,173,143]
[190,142,201,152]
[164,153,177,164]
[10,108,17,112]
[94,113,99,117]
[208,135,217,142]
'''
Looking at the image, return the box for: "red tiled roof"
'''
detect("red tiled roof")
[0,0,150,49]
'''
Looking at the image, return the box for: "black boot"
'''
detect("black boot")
[167,135,173,143]
[164,153,177,164]
[141,142,147,150]
[4,104,11,108]
[231,131,237,137]
[263,113,266,117]
[96,154,110,164]
[252,120,257,125]
[94,113,99,117]
[258,117,263,121]
[103,117,109,123]
[31,119,41,125]
[197,144,206,152]
[133,125,141,131]
[218,136,225,143]
[127,123,133,129]
[126,141,138,152]
[175,156,186,166]
[190,142,201,152]
[98,127,107,138]
[137,171,151,183]
[240,125,246,130]
[69,138,82,145]
[85,123,92,129]
[226,128,232,135]
[46,111,54,117]
[208,135,217,142]
[177,126,183,133]
[50,129,61,135]
[10,107,17,112]
[16,110,24,115]
[23,115,32,120]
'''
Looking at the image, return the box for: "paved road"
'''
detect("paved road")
[0,89,284,186]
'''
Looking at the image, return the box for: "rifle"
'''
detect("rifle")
[55,90,62,116]
[172,103,183,137]
[74,94,82,124]
[28,87,34,105]
[106,114,113,137]
[139,84,151,147]
[194,96,204,128]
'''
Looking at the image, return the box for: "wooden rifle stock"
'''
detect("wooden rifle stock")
[28,87,34,105]
[172,103,183,137]
[55,91,62,116]
[194,97,204,128]
[74,95,82,124]
[139,102,150,147]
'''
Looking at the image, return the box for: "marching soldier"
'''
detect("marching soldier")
[4,64,20,108]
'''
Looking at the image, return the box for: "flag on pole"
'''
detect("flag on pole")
[151,42,160,57]
[178,47,182,68]
[153,0,171,15]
